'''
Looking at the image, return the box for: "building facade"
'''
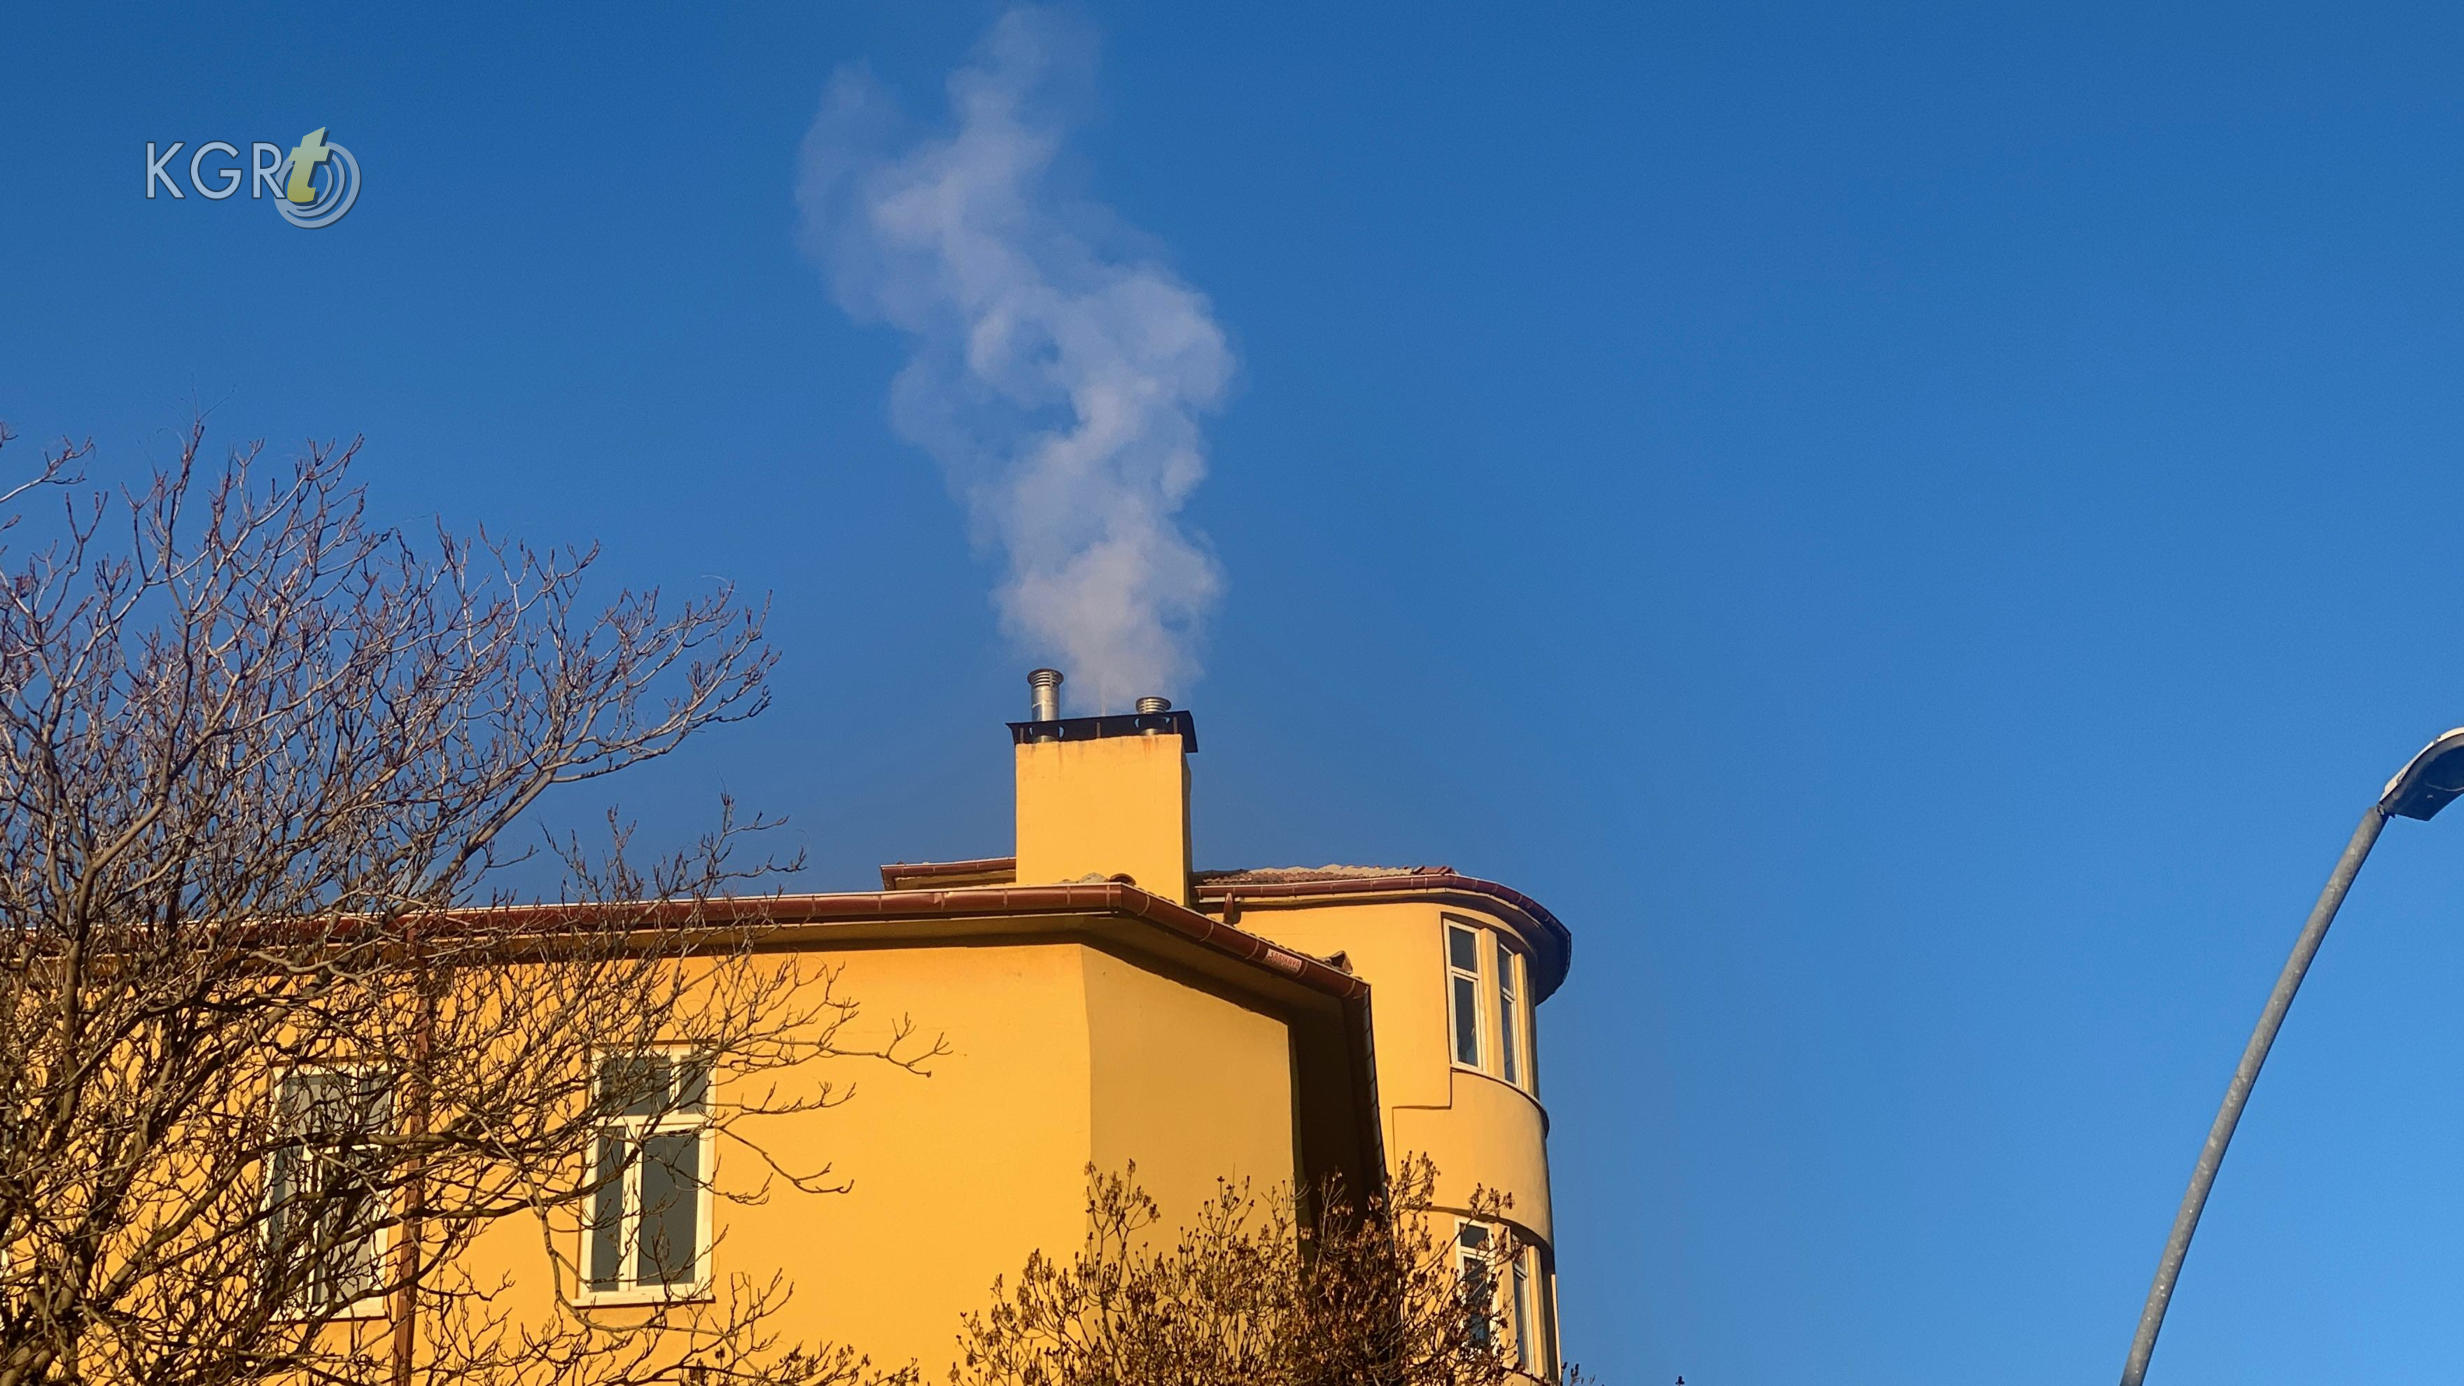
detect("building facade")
[426,682,1574,1377]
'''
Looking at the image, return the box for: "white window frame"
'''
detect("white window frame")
[1520,942,1540,1096]
[1453,1218,1496,1351]
[1456,1218,1549,1375]
[1445,920,1486,1073]
[1542,1262,1562,1377]
[1496,935,1524,1089]
[262,1062,394,1320]
[579,1047,715,1304]
[1510,1247,1536,1373]
[1449,919,1539,1093]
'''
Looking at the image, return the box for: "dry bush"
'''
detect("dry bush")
[950,1157,1591,1386]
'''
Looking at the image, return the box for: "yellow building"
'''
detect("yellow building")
[357,674,1573,1378]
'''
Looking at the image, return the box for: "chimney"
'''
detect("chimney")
[1010,670,1196,905]
[1029,667,1063,721]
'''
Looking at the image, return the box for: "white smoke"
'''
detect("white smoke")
[797,7,1233,713]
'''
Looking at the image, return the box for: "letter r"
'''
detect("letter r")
[146,142,184,199]
[251,143,284,199]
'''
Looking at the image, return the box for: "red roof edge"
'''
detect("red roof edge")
[879,857,1019,890]
[1193,872,1575,1002]
[450,883,1368,1004]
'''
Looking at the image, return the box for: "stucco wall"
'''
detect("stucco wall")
[439,936,1306,1377]
[1081,946,1297,1231]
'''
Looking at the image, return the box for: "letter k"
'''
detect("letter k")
[285,128,332,204]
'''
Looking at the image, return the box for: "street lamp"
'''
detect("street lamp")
[2120,727,2464,1386]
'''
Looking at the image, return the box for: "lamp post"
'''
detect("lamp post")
[2120,727,2464,1386]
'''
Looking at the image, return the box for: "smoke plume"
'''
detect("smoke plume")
[797,7,1233,712]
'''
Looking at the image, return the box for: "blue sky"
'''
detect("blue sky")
[9,2,2464,1380]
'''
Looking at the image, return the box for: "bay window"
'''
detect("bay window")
[1445,918,1536,1092]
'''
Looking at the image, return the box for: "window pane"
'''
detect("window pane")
[599,1051,710,1116]
[283,1067,391,1140]
[588,1134,627,1290]
[636,1130,700,1287]
[1497,942,1521,1086]
[267,1148,296,1218]
[265,1143,303,1296]
[1512,1258,1533,1369]
[1457,1223,1496,1350]
[349,1070,393,1132]
[674,1056,711,1114]
[1446,924,1479,973]
[281,1070,338,1132]
[599,1055,670,1117]
[307,1194,352,1305]
[329,1171,382,1302]
[1451,975,1481,1067]
[1539,1266,1558,1373]
[1459,1251,1493,1348]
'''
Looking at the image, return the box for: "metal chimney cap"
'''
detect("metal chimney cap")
[1135,695,1172,714]
[1027,668,1064,721]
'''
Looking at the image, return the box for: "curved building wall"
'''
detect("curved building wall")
[1394,1070,1553,1241]
[1220,899,1557,1245]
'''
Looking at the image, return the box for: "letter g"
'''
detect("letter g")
[189,141,242,200]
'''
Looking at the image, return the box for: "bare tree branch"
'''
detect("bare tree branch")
[0,422,930,1386]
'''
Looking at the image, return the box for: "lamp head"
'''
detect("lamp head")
[2380,727,2464,821]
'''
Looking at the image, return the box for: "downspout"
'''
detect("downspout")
[390,929,436,1386]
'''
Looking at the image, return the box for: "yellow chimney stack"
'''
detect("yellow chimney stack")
[1011,672,1194,905]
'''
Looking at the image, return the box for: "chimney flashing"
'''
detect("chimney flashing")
[1008,709,1198,751]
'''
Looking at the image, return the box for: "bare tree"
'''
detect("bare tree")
[948,1157,1588,1386]
[0,422,934,1386]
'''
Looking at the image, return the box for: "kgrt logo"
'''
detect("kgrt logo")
[145,129,360,229]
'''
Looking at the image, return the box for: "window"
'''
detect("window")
[1539,1263,1560,1375]
[1460,1222,1546,1374]
[1446,923,1483,1069]
[1511,1252,1534,1372]
[265,1066,393,1313]
[1455,1221,1494,1350]
[1496,938,1522,1087]
[585,1050,712,1298]
[1450,920,1538,1092]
